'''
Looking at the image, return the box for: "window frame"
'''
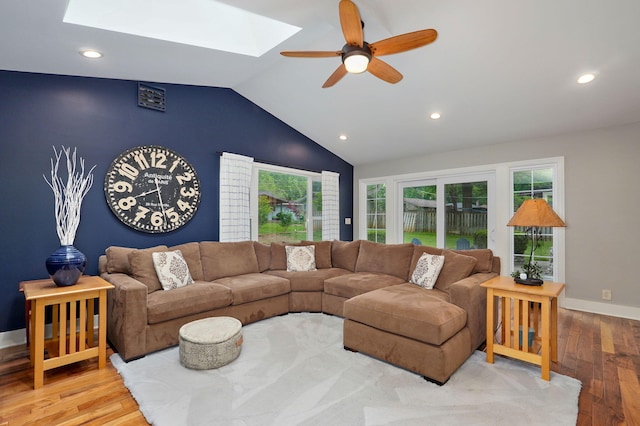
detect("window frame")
[250,162,321,242]
[509,160,565,282]
[358,157,565,282]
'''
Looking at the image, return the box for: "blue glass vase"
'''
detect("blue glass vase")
[45,245,87,287]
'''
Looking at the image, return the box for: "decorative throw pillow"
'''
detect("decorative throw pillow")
[152,250,195,291]
[285,245,317,272]
[410,252,445,289]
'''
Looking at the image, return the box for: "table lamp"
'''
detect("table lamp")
[507,198,566,285]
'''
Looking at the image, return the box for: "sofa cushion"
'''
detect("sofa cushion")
[152,250,194,291]
[324,272,405,299]
[169,242,203,281]
[286,245,317,272]
[331,240,360,271]
[410,252,445,289]
[214,273,290,305]
[270,242,329,270]
[147,282,232,324]
[253,241,271,272]
[355,241,414,280]
[409,246,444,272]
[453,249,494,273]
[106,245,168,274]
[301,240,332,269]
[128,246,171,293]
[269,242,289,270]
[435,250,478,292]
[267,268,351,292]
[344,284,468,346]
[200,241,260,281]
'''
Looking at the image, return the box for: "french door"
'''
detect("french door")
[398,173,495,250]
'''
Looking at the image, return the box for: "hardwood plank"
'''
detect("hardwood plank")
[600,319,615,354]
[618,366,640,424]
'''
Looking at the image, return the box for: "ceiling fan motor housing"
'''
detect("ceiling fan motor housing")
[342,43,372,73]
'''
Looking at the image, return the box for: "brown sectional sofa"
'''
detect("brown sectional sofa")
[99,239,500,384]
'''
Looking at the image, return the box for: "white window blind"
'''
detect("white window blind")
[321,171,340,240]
[219,152,253,242]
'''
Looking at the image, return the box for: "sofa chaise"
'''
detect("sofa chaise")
[99,239,500,384]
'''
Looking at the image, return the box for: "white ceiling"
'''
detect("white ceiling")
[1,0,639,166]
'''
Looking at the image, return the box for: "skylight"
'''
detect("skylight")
[63,0,301,57]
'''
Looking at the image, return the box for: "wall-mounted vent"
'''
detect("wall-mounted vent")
[138,83,166,112]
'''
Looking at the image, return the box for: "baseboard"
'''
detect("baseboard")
[0,315,100,349]
[561,297,640,321]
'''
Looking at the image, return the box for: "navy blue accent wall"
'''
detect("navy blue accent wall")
[0,71,353,333]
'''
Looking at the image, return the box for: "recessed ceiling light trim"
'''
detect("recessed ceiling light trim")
[80,49,103,59]
[577,73,596,84]
[430,112,441,120]
[64,0,301,57]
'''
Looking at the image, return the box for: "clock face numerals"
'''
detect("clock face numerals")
[104,146,201,233]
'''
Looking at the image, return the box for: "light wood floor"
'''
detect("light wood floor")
[1,308,639,425]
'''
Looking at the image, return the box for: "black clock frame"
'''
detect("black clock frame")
[104,145,201,233]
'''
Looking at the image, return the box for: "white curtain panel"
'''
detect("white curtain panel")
[321,171,340,241]
[219,152,254,242]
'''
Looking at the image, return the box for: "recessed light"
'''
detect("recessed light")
[430,112,441,120]
[80,50,103,59]
[577,73,595,84]
[339,135,348,141]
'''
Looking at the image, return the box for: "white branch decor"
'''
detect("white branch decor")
[43,146,96,246]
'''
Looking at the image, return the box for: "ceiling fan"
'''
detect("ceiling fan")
[280,0,438,88]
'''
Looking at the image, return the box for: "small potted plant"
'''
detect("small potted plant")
[511,262,544,286]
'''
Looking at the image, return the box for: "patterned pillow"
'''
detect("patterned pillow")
[285,245,317,272]
[410,252,445,289]
[152,250,195,291]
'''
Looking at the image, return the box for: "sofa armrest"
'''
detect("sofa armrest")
[102,272,148,361]
[448,272,498,351]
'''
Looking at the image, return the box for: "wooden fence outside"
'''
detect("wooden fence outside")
[403,211,487,235]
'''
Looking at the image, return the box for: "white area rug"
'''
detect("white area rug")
[111,313,581,426]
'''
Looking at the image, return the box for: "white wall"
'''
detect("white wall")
[354,122,640,319]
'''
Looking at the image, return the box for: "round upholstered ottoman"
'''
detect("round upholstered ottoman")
[179,317,243,370]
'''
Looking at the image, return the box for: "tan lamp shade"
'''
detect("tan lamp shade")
[507,198,566,228]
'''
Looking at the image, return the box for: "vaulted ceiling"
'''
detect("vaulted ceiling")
[1,0,639,165]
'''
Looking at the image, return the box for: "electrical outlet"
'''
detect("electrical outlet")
[602,289,612,301]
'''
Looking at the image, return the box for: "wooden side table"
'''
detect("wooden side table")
[481,276,565,381]
[21,276,114,389]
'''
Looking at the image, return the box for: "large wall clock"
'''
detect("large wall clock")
[104,145,201,233]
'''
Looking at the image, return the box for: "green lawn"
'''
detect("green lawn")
[402,232,474,249]
[259,222,320,243]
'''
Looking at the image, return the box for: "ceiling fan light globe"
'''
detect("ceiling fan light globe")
[344,54,369,73]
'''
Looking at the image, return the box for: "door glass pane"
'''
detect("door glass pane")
[402,184,436,245]
[444,181,488,250]
[366,183,386,243]
[258,170,308,243]
[512,168,554,278]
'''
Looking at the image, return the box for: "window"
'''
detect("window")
[358,157,564,282]
[443,180,488,250]
[252,164,323,243]
[400,181,437,245]
[397,174,494,250]
[366,183,386,243]
[511,166,558,280]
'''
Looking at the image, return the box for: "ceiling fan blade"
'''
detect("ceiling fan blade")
[367,57,403,84]
[339,0,363,47]
[322,64,348,88]
[280,51,342,58]
[370,29,438,56]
